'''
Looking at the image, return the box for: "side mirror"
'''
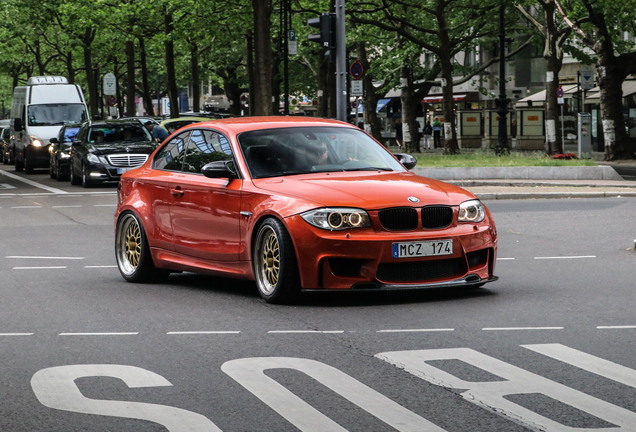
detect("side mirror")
[201,160,237,179]
[49,137,59,144]
[14,118,22,132]
[394,153,417,170]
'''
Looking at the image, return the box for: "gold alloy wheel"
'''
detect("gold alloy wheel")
[125,220,141,269]
[116,214,143,277]
[262,231,280,288]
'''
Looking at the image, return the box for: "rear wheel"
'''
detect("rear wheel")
[70,163,81,185]
[24,157,33,174]
[50,159,57,179]
[82,164,93,188]
[15,157,23,172]
[115,212,168,283]
[253,218,300,304]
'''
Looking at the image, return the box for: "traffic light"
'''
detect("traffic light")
[308,13,336,51]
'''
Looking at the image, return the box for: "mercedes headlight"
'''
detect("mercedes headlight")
[458,199,485,223]
[87,153,101,164]
[301,208,371,231]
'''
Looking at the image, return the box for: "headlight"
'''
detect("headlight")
[31,137,43,146]
[458,199,485,223]
[87,153,100,164]
[301,208,371,231]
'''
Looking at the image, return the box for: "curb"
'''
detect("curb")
[473,191,636,200]
[412,165,622,181]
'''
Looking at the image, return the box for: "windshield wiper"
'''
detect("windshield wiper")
[344,167,393,172]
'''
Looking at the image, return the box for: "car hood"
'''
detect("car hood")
[252,171,476,209]
[29,126,63,143]
[89,141,156,155]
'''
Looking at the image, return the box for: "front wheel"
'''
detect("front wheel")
[253,218,300,304]
[82,164,93,188]
[115,212,167,283]
[70,163,81,185]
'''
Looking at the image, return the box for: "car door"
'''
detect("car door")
[169,128,243,262]
[137,130,192,251]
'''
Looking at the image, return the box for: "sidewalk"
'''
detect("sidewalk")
[399,145,636,200]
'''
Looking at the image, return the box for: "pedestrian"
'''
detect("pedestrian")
[422,121,433,151]
[394,118,403,149]
[432,117,442,149]
[144,121,169,144]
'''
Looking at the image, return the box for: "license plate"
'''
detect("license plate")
[392,239,453,258]
[117,168,130,174]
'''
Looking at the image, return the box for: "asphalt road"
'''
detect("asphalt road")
[1,167,636,431]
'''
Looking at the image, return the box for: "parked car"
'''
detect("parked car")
[0,127,11,165]
[114,117,498,303]
[49,123,82,180]
[69,119,157,187]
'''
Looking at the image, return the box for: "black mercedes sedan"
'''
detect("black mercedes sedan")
[69,119,158,187]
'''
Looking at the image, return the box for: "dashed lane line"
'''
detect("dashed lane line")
[597,325,636,329]
[377,328,454,333]
[167,331,241,335]
[268,330,345,334]
[534,256,596,260]
[6,256,84,260]
[482,327,565,331]
[58,332,139,336]
[13,266,67,270]
[0,333,33,336]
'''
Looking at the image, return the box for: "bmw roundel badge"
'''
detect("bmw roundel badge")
[408,197,420,203]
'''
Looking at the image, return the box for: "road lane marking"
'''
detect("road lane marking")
[0,333,33,336]
[482,327,564,331]
[58,332,139,336]
[7,256,84,260]
[0,183,16,189]
[13,266,67,270]
[377,328,454,333]
[496,257,515,260]
[167,331,241,335]
[268,330,344,334]
[0,169,68,194]
[11,206,42,209]
[534,256,596,259]
[597,325,636,329]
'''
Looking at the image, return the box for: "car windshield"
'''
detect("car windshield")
[238,126,406,179]
[27,104,87,126]
[89,124,151,144]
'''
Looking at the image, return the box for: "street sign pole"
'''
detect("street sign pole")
[557,85,565,150]
[335,0,347,122]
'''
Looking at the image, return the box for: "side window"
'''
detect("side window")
[153,131,191,171]
[182,129,233,174]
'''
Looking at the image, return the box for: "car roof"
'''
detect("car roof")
[86,119,146,128]
[172,116,356,135]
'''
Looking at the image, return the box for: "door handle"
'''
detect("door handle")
[170,187,184,197]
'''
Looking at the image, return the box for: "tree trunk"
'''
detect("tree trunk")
[399,66,421,153]
[222,72,243,116]
[164,11,179,118]
[252,0,273,115]
[139,38,154,116]
[440,58,459,154]
[82,27,99,119]
[125,38,136,117]
[356,42,384,144]
[598,59,630,160]
[66,51,75,84]
[191,43,201,113]
[545,55,563,155]
[246,30,255,116]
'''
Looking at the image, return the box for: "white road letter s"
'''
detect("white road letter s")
[31,364,222,431]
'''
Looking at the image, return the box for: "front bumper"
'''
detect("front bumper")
[84,162,138,183]
[285,213,498,290]
[25,145,51,168]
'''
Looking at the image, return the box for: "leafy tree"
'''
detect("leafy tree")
[555,0,636,160]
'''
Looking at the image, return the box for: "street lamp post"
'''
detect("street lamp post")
[495,0,510,155]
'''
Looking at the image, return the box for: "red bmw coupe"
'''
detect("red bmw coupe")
[115,116,497,303]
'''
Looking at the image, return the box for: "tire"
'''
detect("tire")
[24,158,33,174]
[115,211,168,283]
[253,218,300,304]
[50,160,57,179]
[82,164,93,188]
[70,163,81,185]
[15,157,23,172]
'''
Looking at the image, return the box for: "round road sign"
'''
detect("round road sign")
[350,60,364,80]
[557,86,564,98]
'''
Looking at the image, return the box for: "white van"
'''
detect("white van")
[10,76,89,172]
